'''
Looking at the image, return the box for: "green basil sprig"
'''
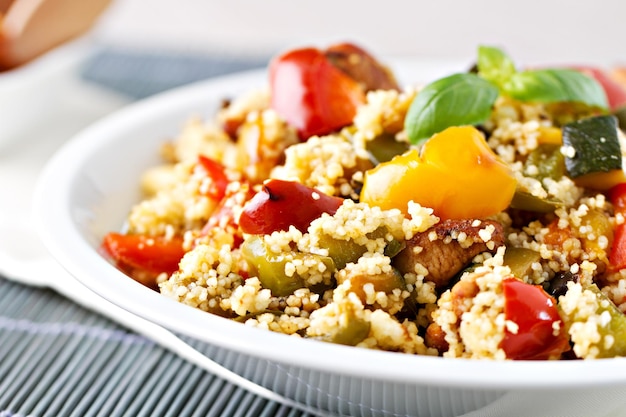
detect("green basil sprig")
[405,73,498,145]
[503,69,608,108]
[476,45,516,86]
[405,46,609,145]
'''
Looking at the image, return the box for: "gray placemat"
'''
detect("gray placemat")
[0,276,311,417]
[80,46,269,100]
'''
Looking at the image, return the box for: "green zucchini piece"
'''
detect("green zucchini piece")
[564,284,626,358]
[510,189,562,213]
[319,303,371,346]
[503,247,541,279]
[366,132,410,165]
[562,115,621,178]
[241,236,336,296]
[525,143,566,182]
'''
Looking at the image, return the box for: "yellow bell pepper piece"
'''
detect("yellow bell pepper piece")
[360,126,517,220]
[537,126,563,145]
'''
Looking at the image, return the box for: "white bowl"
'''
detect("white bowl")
[34,61,626,417]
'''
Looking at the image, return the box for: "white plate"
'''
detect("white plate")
[33,60,626,417]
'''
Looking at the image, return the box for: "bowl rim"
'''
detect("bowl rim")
[34,62,626,391]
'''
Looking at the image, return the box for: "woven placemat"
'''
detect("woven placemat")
[0,276,311,417]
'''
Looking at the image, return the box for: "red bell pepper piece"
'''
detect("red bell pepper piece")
[197,154,229,201]
[239,179,343,234]
[500,277,570,360]
[102,233,185,278]
[200,182,255,249]
[608,183,626,271]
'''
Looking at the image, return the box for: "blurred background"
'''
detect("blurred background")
[93,0,626,67]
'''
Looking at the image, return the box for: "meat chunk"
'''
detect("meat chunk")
[324,43,400,92]
[393,219,504,289]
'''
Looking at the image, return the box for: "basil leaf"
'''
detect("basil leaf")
[503,68,608,109]
[405,73,499,145]
[477,45,517,87]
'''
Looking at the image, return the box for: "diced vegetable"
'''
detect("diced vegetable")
[537,126,563,146]
[615,107,626,131]
[317,227,401,270]
[269,46,365,140]
[344,268,407,306]
[197,155,229,201]
[501,277,570,360]
[315,301,371,346]
[239,179,344,235]
[582,284,626,358]
[241,235,335,297]
[609,183,626,271]
[101,233,185,289]
[365,132,410,164]
[360,126,517,219]
[200,181,255,249]
[509,189,562,213]
[562,115,626,190]
[324,42,400,92]
[503,247,541,279]
[525,143,566,182]
[580,208,613,262]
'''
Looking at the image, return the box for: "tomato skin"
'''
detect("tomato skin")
[269,47,365,140]
[101,233,185,288]
[501,277,570,360]
[197,154,229,201]
[200,182,255,248]
[239,179,343,234]
[608,183,626,271]
[573,66,626,110]
[609,183,626,212]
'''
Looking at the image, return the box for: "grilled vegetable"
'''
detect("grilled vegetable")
[501,277,570,360]
[239,179,343,234]
[269,46,365,140]
[562,115,625,190]
[241,235,335,297]
[360,126,517,219]
[503,247,541,280]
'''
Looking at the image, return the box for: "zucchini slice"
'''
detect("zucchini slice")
[562,115,625,190]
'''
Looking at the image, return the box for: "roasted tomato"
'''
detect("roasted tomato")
[269,47,366,140]
[239,179,344,234]
[500,277,570,360]
[101,233,185,289]
[324,42,400,92]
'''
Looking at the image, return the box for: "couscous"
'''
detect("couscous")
[102,42,626,360]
